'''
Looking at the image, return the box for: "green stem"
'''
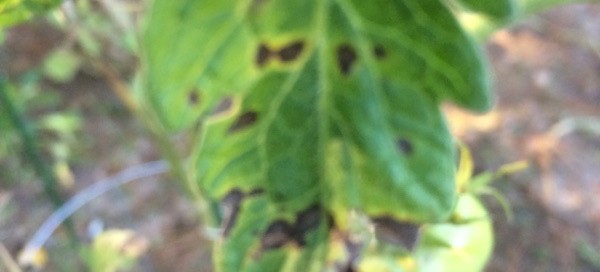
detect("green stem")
[140,104,219,227]
[0,77,63,206]
[92,58,218,226]
[0,76,79,247]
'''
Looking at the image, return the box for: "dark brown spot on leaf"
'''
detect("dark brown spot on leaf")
[278,41,304,62]
[221,189,245,237]
[338,264,356,272]
[256,44,272,67]
[332,232,360,272]
[343,238,361,272]
[325,212,335,230]
[337,44,357,75]
[228,111,258,133]
[212,97,233,115]
[271,192,286,202]
[373,45,386,59]
[251,0,268,10]
[372,217,420,249]
[222,189,244,209]
[292,205,323,246]
[248,188,265,196]
[261,220,293,249]
[188,91,200,105]
[396,138,413,155]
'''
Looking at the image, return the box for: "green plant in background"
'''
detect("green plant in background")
[1,0,140,187]
[0,0,62,27]
[81,228,149,272]
[0,75,78,196]
[0,65,82,188]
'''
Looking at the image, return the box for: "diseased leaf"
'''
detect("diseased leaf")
[143,0,494,270]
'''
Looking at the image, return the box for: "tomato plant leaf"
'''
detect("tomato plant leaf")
[143,0,494,270]
[457,0,516,20]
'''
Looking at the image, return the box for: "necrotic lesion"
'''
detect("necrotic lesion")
[337,44,357,75]
[256,44,272,67]
[228,111,258,133]
[256,40,306,67]
[278,41,305,62]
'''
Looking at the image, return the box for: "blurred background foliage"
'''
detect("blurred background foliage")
[0,0,62,27]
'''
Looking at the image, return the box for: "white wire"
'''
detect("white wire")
[18,160,169,266]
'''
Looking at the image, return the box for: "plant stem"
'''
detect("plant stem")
[92,62,187,188]
[0,76,80,248]
[91,55,217,227]
[0,77,63,205]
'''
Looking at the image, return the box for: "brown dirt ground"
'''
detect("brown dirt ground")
[1,3,599,272]
[449,4,600,272]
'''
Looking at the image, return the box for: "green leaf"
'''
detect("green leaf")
[143,0,494,271]
[81,229,148,272]
[22,0,62,12]
[0,0,62,28]
[214,194,330,271]
[456,0,516,20]
[416,194,494,272]
[42,49,81,83]
[0,3,33,28]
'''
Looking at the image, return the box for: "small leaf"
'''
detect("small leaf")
[40,113,80,132]
[477,187,514,223]
[456,143,474,193]
[42,49,81,82]
[495,160,528,177]
[82,229,149,272]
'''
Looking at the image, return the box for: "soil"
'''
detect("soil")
[1,3,599,272]
[448,4,600,271]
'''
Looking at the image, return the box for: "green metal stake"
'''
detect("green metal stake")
[0,76,79,251]
[0,76,63,205]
